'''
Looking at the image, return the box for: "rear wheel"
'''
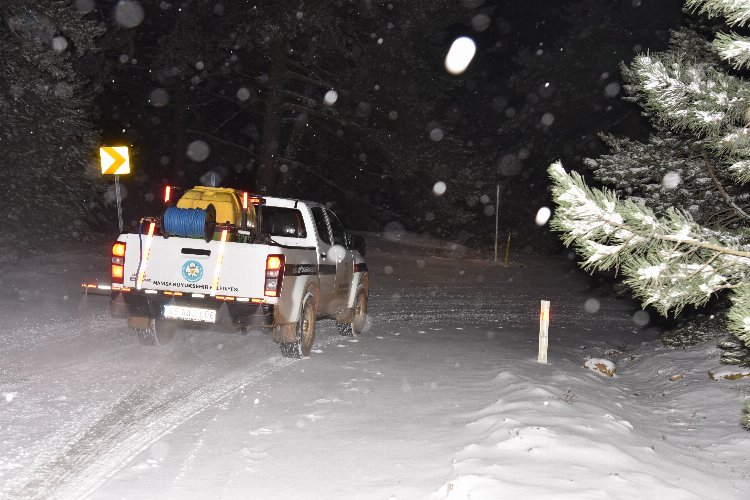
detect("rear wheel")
[351,291,368,336]
[336,321,353,337]
[280,295,316,358]
[337,291,368,337]
[134,318,177,346]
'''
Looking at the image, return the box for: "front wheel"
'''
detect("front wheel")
[280,295,316,358]
[134,318,177,346]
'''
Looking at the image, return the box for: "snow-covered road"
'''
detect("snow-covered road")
[1,234,748,499]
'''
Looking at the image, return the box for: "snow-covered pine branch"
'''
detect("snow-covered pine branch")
[627,53,750,182]
[685,0,750,27]
[687,0,750,81]
[584,132,750,227]
[728,284,750,346]
[713,32,750,70]
[548,162,750,346]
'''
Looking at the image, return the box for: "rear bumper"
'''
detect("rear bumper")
[111,290,274,327]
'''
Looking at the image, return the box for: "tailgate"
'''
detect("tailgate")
[123,235,269,298]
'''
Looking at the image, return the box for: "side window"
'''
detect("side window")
[311,206,332,244]
[327,210,346,247]
[261,207,307,238]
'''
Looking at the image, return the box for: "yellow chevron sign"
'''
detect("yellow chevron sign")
[100,146,130,175]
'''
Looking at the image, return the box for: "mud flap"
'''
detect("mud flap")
[272,323,296,343]
[335,307,354,324]
[128,316,151,329]
[216,302,234,327]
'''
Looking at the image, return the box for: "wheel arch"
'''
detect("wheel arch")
[273,281,320,344]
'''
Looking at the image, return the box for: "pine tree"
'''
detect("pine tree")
[548,0,750,429]
[0,0,106,258]
[583,28,746,226]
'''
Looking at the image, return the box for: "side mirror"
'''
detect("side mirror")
[348,234,366,256]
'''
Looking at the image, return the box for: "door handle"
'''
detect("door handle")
[320,253,326,258]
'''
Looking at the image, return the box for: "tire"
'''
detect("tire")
[338,291,368,337]
[280,295,316,358]
[134,318,177,346]
[337,321,353,337]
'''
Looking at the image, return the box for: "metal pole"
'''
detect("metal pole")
[494,183,500,261]
[115,175,123,233]
[504,232,511,266]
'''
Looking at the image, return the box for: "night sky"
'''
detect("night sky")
[84,0,685,247]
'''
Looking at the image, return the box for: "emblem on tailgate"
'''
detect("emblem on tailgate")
[182,260,204,282]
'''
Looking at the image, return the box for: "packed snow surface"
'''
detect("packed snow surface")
[0,233,748,499]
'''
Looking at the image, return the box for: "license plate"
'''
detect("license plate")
[163,305,217,323]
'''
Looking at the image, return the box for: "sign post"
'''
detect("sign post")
[538,300,550,364]
[99,146,130,233]
[114,175,123,232]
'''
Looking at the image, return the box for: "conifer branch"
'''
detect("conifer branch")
[685,0,750,27]
[713,32,750,70]
[549,162,750,343]
[703,152,750,220]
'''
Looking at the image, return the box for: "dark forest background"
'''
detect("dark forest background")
[0,0,683,258]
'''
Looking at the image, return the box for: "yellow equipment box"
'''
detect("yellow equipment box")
[177,186,256,229]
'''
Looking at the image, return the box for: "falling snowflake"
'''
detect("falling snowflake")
[661,171,681,189]
[187,141,210,162]
[114,1,145,28]
[445,37,476,75]
[149,88,169,107]
[535,207,551,226]
[52,36,68,53]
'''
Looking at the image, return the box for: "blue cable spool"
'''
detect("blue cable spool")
[161,204,216,242]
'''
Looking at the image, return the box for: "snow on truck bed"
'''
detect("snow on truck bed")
[0,233,748,499]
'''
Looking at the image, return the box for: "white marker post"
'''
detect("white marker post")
[538,300,550,364]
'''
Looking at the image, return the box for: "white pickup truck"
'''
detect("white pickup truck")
[109,186,369,357]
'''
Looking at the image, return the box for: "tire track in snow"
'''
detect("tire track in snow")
[11,333,340,500]
[0,314,112,361]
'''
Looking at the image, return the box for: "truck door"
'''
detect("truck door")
[326,209,354,312]
[310,206,335,313]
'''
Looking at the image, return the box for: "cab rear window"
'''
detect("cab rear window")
[261,207,307,238]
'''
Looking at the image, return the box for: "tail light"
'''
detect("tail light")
[112,242,126,284]
[265,254,284,297]
[164,185,172,203]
